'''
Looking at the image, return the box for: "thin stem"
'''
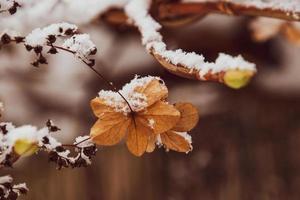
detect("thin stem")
[62,136,91,147]
[51,44,134,113]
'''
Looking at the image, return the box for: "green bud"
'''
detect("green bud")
[14,139,38,157]
[224,70,254,89]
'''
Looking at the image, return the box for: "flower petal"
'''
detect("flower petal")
[126,117,152,156]
[139,101,180,134]
[160,131,192,153]
[90,112,130,146]
[146,134,157,153]
[172,102,199,132]
[134,79,168,107]
[90,97,115,118]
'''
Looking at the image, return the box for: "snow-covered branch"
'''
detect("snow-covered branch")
[0,119,97,169]
[0,22,97,67]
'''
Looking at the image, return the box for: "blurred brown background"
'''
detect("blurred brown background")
[1,14,300,200]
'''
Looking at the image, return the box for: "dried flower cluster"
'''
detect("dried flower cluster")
[0,175,28,200]
[90,76,199,156]
[0,101,97,198]
[0,119,97,169]
[0,22,97,67]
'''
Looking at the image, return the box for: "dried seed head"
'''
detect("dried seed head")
[1,33,11,44]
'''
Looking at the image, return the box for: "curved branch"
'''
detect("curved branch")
[158,1,300,24]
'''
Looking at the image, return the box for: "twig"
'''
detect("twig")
[51,44,134,113]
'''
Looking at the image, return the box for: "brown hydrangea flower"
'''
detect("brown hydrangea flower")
[90,76,199,156]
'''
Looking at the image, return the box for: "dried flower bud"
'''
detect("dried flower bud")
[48,47,58,54]
[64,28,74,35]
[33,46,43,54]
[55,146,65,152]
[25,45,33,51]
[90,47,97,55]
[31,61,39,67]
[47,35,56,43]
[1,33,11,44]
[37,55,47,64]
[88,59,95,67]
[14,36,24,43]
[8,6,17,15]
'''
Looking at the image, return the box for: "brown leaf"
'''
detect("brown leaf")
[172,102,199,132]
[139,101,180,134]
[160,131,192,153]
[90,97,115,117]
[134,79,168,107]
[126,117,152,156]
[90,113,130,146]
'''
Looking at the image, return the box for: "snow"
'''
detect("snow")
[25,22,78,47]
[5,125,48,146]
[0,0,16,10]
[98,76,163,113]
[0,122,60,162]
[0,0,129,32]
[62,34,96,58]
[13,183,28,194]
[125,0,257,79]
[8,0,300,79]
[74,135,93,148]
[156,134,162,146]
[148,118,155,129]
[0,175,12,184]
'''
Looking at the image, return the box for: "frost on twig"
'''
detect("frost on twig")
[0,175,28,200]
[0,22,97,67]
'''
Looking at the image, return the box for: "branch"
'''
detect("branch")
[158,0,300,24]
[100,0,300,89]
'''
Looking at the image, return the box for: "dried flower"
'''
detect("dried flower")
[90,76,199,156]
